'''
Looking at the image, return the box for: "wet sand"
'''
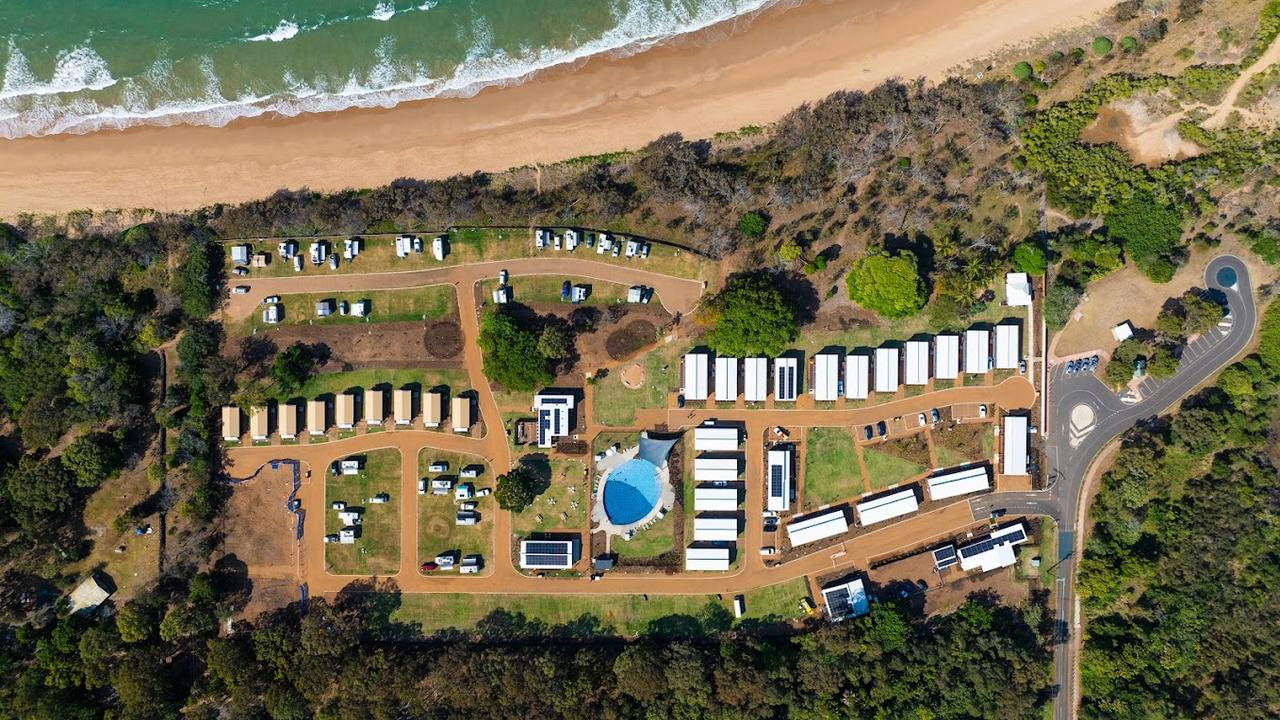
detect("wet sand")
[0,0,1115,216]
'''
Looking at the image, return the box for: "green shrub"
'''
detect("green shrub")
[737,211,767,238]
[1105,190,1184,281]
[845,250,927,319]
[1011,243,1049,275]
[1013,61,1034,80]
[705,274,799,357]
[1092,37,1114,55]
[1120,36,1139,52]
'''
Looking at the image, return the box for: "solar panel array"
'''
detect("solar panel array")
[933,545,958,570]
[770,465,785,498]
[779,366,796,400]
[959,527,1027,559]
[524,541,571,555]
[824,587,853,617]
[523,553,571,567]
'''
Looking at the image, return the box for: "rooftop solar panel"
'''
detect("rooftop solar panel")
[824,587,852,616]
[523,554,571,567]
[524,541,571,555]
[959,527,1026,558]
[770,465,784,497]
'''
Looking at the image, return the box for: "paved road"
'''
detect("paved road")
[977,255,1255,720]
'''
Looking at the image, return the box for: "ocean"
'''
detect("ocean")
[0,0,774,139]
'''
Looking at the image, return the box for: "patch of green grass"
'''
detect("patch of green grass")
[513,458,589,536]
[239,286,456,336]
[739,578,811,623]
[593,431,640,455]
[615,511,675,559]
[862,447,925,491]
[416,448,492,572]
[290,368,469,403]
[591,340,686,426]
[477,276,631,307]
[934,444,972,468]
[390,592,728,636]
[325,449,401,575]
[802,427,862,508]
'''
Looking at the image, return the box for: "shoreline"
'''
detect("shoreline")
[0,0,1115,217]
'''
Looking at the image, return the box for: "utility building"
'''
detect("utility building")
[1003,415,1029,476]
[766,447,792,512]
[845,353,870,400]
[694,425,740,452]
[926,465,991,501]
[813,352,840,401]
[714,356,738,400]
[534,392,575,448]
[685,546,731,571]
[855,487,920,526]
[693,516,739,542]
[786,509,849,547]
[904,340,930,386]
[774,356,799,402]
[683,351,710,401]
[958,523,1028,572]
[935,335,960,380]
[874,347,899,394]
[694,486,739,512]
[965,329,990,374]
[744,357,769,402]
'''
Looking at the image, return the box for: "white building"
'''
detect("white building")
[694,425,740,452]
[683,351,710,401]
[1006,272,1032,307]
[813,353,840,401]
[694,486,740,512]
[685,546,732,571]
[519,539,577,570]
[774,356,799,402]
[935,335,960,380]
[874,347,899,394]
[221,406,240,442]
[845,353,870,400]
[693,516,739,542]
[995,323,1021,370]
[965,329,990,374]
[231,244,250,265]
[786,509,849,547]
[714,356,739,400]
[744,358,769,402]
[821,577,870,621]
[904,340,930,386]
[1003,415,1029,476]
[766,447,791,512]
[926,465,991,501]
[958,523,1028,572]
[855,487,920,526]
[533,392,575,448]
[1112,322,1134,342]
[694,456,739,483]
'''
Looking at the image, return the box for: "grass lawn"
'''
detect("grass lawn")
[477,275,631,307]
[226,227,717,283]
[980,427,996,460]
[513,458,589,536]
[289,368,469,402]
[390,592,725,636]
[615,510,675,559]
[934,444,972,469]
[739,578,811,622]
[593,431,640,455]
[490,385,535,412]
[417,448,492,572]
[237,286,456,336]
[591,340,686,426]
[862,447,925,491]
[932,422,990,466]
[325,449,401,575]
[802,427,862,508]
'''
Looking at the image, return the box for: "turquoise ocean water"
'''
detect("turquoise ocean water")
[0,0,773,138]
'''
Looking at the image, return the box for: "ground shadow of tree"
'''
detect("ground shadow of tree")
[334,577,421,640]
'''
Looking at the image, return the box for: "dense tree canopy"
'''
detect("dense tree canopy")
[1104,190,1184,282]
[495,464,541,513]
[704,274,799,357]
[845,250,927,318]
[477,310,554,392]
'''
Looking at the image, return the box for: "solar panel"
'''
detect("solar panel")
[933,545,958,569]
[959,527,1026,558]
[524,541,570,555]
[523,553,570,567]
[824,587,852,616]
[770,465,784,497]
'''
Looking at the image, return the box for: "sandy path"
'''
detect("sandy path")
[0,0,1116,216]
[1205,34,1280,128]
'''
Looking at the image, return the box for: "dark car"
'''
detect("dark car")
[929,408,940,423]
[864,425,874,441]
[420,562,438,572]
[763,517,779,532]
[1090,354,1100,369]
[876,420,888,437]
[676,394,686,408]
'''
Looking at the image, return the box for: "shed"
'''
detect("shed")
[221,406,241,442]
[451,396,472,433]
[694,425,740,452]
[744,357,769,402]
[694,456,740,483]
[714,356,738,400]
[1112,322,1134,342]
[874,347,899,393]
[934,334,960,380]
[68,574,113,616]
[845,353,870,400]
[904,340,930,386]
[1005,272,1032,306]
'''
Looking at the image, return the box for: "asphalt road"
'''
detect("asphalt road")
[973,255,1255,720]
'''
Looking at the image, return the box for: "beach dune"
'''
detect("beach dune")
[0,0,1115,216]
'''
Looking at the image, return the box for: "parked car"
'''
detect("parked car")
[233,266,249,276]
[864,425,874,441]
[499,269,508,284]
[763,517,779,532]
[476,488,492,497]
[1018,359,1026,374]
[420,562,438,572]
[263,295,280,305]
[676,394,686,408]
[1065,361,1075,375]
[876,420,887,437]
[989,508,1007,519]
[232,285,249,294]
[978,404,988,418]
[917,413,926,427]
[930,408,940,423]
[759,546,777,556]
[338,300,349,316]
[1090,354,1100,369]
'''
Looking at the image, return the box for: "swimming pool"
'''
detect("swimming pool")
[602,458,661,526]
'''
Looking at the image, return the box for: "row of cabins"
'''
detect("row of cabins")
[685,424,747,572]
[784,415,1030,548]
[221,388,472,441]
[681,323,1021,403]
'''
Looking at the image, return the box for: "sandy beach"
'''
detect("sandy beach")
[0,0,1115,216]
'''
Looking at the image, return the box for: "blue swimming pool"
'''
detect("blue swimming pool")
[602,458,661,525]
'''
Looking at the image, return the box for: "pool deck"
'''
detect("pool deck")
[592,447,675,543]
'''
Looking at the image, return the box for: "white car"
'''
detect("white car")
[233,267,249,276]
[232,286,250,294]
[499,269,508,284]
[917,413,926,427]
[978,404,988,418]
[759,547,777,556]
[263,295,280,305]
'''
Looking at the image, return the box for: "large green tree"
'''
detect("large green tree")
[1105,190,1184,282]
[704,274,798,357]
[477,311,554,392]
[494,464,541,513]
[845,250,926,318]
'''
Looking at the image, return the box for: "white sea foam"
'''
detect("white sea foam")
[0,0,783,138]
[0,39,117,101]
[248,20,301,43]
[370,1,396,21]
[417,1,438,10]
